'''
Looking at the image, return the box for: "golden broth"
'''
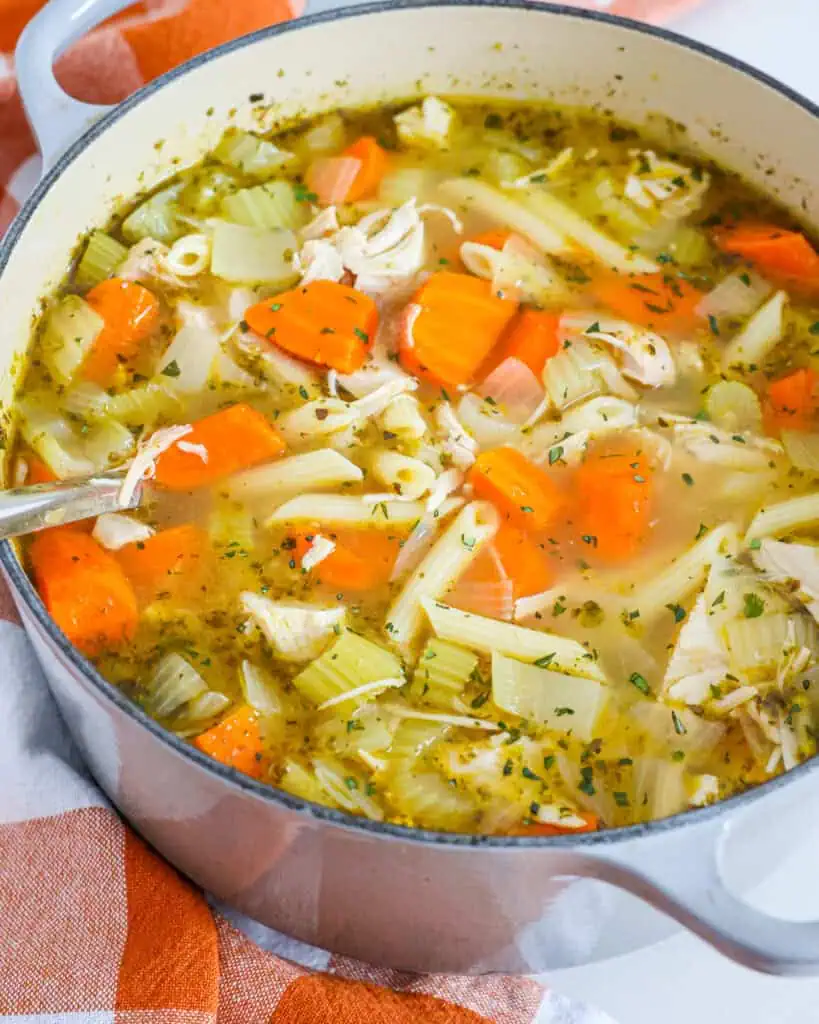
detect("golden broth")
[12,98,819,834]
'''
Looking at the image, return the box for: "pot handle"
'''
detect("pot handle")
[582,798,819,976]
[16,0,135,171]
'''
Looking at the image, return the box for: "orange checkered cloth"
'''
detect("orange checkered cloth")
[0,1,703,1019]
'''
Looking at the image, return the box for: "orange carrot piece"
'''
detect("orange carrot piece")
[343,136,389,202]
[595,272,703,331]
[194,705,268,779]
[574,446,653,563]
[492,522,553,599]
[470,229,514,251]
[26,456,57,485]
[116,524,207,600]
[152,404,284,490]
[83,278,161,383]
[244,281,378,374]
[468,447,564,531]
[713,223,819,289]
[484,309,560,379]
[509,812,599,836]
[29,529,138,654]
[765,367,819,433]
[399,272,518,388]
[293,527,403,590]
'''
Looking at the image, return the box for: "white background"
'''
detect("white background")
[543,2,819,1022]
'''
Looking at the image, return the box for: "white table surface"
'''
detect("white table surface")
[541,2,819,1022]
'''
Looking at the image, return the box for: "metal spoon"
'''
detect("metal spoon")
[0,475,142,541]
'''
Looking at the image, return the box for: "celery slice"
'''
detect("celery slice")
[210,222,298,285]
[75,230,128,289]
[221,182,306,231]
[213,129,294,176]
[410,638,478,709]
[121,183,184,244]
[292,630,403,708]
[41,295,104,384]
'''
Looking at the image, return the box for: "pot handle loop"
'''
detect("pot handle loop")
[585,796,819,976]
[16,0,134,171]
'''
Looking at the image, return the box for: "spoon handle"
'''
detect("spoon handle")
[0,476,140,541]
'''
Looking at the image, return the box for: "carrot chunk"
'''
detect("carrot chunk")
[469,229,514,251]
[595,272,703,331]
[765,367,819,433]
[293,527,403,590]
[713,223,819,290]
[26,457,57,485]
[492,522,553,599]
[153,403,285,490]
[574,446,653,563]
[484,309,560,378]
[343,136,389,201]
[194,705,268,779]
[244,281,378,374]
[468,447,564,531]
[83,278,161,383]
[399,272,518,388]
[116,524,207,600]
[29,530,138,654]
[510,812,599,837]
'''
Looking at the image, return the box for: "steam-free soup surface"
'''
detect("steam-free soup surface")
[14,97,819,834]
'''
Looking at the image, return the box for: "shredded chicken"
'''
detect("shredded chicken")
[560,313,675,388]
[240,593,345,662]
[664,593,730,704]
[752,538,819,622]
[119,424,193,507]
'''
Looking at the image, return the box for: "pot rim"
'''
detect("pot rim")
[4,0,819,850]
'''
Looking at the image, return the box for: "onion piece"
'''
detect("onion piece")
[477,357,545,424]
[696,269,772,321]
[447,579,515,621]
[306,156,362,205]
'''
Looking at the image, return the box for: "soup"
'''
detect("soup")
[12,96,819,835]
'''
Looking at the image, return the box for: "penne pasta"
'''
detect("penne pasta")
[385,501,500,647]
[268,493,426,526]
[230,448,362,502]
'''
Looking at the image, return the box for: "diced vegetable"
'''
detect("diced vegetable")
[244,281,378,373]
[84,419,135,470]
[82,278,161,383]
[294,527,403,590]
[704,380,763,434]
[115,524,206,600]
[342,136,389,201]
[213,129,293,176]
[713,222,819,291]
[410,637,479,709]
[194,704,269,778]
[221,182,307,231]
[595,272,703,331]
[399,272,518,388]
[40,295,104,384]
[468,446,564,531]
[75,230,128,289]
[210,222,299,286]
[493,522,553,599]
[239,660,285,717]
[146,653,207,717]
[121,183,183,244]
[573,446,654,562]
[766,367,818,433]
[491,652,607,741]
[483,309,560,378]
[292,630,403,708]
[17,399,94,480]
[152,404,285,490]
[29,530,138,654]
